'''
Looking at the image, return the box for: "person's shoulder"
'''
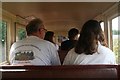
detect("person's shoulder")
[98,44,113,54]
[102,45,112,52]
[69,48,75,53]
[12,39,24,45]
[10,39,25,49]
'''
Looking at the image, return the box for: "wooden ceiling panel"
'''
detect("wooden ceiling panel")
[2,2,115,32]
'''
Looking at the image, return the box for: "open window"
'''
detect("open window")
[15,22,26,41]
[112,16,120,63]
[0,21,7,63]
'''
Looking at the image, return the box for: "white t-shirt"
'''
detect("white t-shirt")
[63,42,116,65]
[10,36,61,65]
[55,44,59,50]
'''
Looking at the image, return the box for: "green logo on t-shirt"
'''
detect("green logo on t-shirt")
[15,50,34,61]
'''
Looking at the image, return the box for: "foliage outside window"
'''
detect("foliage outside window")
[18,28,26,40]
[0,21,7,63]
[16,23,26,41]
[112,16,120,63]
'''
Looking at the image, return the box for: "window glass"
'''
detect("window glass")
[100,22,104,32]
[16,23,26,41]
[0,21,7,63]
[112,16,119,63]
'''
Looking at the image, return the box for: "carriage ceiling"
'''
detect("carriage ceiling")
[2,2,115,33]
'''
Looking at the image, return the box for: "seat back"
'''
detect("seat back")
[1,65,118,79]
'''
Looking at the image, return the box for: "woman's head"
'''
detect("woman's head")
[68,28,79,40]
[44,31,55,43]
[75,20,106,55]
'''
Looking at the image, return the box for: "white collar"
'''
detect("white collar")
[27,36,43,40]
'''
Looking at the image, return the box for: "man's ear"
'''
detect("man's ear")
[38,29,42,34]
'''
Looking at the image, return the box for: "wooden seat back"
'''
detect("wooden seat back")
[1,65,118,80]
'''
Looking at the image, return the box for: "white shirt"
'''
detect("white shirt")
[63,42,116,65]
[55,44,59,50]
[10,36,61,65]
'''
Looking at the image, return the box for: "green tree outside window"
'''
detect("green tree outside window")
[0,21,7,63]
[18,28,26,40]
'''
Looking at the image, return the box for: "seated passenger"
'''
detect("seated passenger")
[63,20,116,65]
[9,18,61,65]
[44,31,59,50]
[61,28,79,51]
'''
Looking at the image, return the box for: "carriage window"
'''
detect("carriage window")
[15,23,26,41]
[112,16,119,63]
[0,21,7,63]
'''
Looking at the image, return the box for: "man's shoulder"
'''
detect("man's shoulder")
[98,44,113,55]
[12,39,24,46]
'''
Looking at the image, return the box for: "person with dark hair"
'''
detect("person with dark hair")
[44,31,54,43]
[61,28,79,51]
[63,20,116,65]
[10,18,61,65]
[44,31,59,50]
